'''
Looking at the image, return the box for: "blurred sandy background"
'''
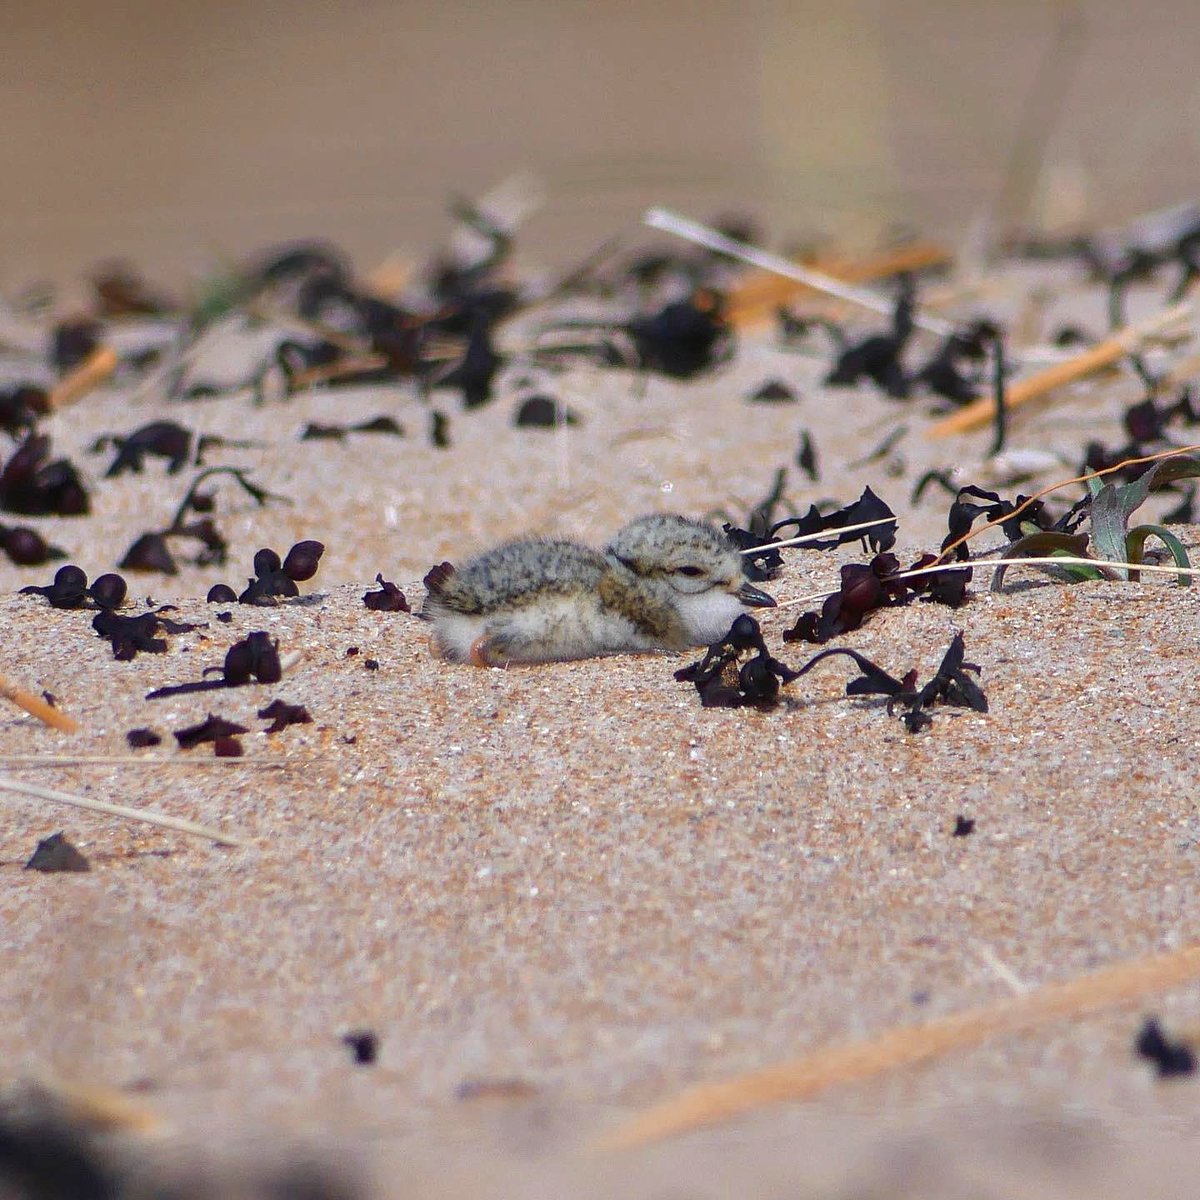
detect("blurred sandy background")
[4,1,1199,291]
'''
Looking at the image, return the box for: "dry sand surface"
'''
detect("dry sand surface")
[4,259,1200,1196]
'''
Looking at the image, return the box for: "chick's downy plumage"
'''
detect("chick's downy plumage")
[423,513,775,665]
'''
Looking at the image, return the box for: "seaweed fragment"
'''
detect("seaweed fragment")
[0,434,89,516]
[93,606,201,660]
[25,832,91,873]
[300,415,403,440]
[798,632,987,733]
[173,713,250,750]
[824,278,914,398]
[514,395,580,428]
[20,566,128,611]
[363,573,410,612]
[674,615,798,709]
[1135,1016,1196,1078]
[257,699,312,733]
[147,631,281,698]
[119,467,284,575]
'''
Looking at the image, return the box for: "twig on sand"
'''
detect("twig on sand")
[23,1073,163,1134]
[591,941,1200,1152]
[0,776,253,847]
[926,302,1193,437]
[47,346,119,410]
[0,674,80,733]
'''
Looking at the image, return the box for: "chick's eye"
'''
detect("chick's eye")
[676,566,704,577]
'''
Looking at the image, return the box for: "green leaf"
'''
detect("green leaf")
[990,531,1102,591]
[1089,455,1200,579]
[1125,523,1193,586]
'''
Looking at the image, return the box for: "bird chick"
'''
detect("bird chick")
[423,513,776,666]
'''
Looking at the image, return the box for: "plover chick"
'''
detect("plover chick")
[423,513,776,666]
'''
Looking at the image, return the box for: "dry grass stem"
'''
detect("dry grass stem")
[643,208,953,336]
[0,674,80,732]
[727,241,951,328]
[289,352,390,390]
[47,345,118,410]
[0,776,253,847]
[742,516,898,556]
[926,301,1194,437]
[592,941,1200,1152]
[24,1074,163,1135]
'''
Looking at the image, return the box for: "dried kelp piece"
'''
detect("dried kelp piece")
[93,611,167,659]
[768,486,898,554]
[796,646,911,699]
[232,539,325,604]
[342,1030,379,1066]
[22,565,129,613]
[798,632,987,733]
[952,815,975,837]
[125,728,162,749]
[51,319,101,371]
[173,714,249,750]
[92,609,201,661]
[120,533,178,574]
[0,434,90,516]
[0,524,65,566]
[795,430,818,482]
[913,319,997,404]
[100,420,193,476]
[300,415,404,441]
[363,573,410,612]
[430,410,451,448]
[675,615,798,709]
[88,574,127,610]
[119,467,285,575]
[0,384,49,436]
[629,293,732,378]
[25,832,90,873]
[438,317,503,408]
[1135,1017,1196,1078]
[748,379,796,403]
[20,564,90,608]
[147,631,280,698]
[223,630,283,684]
[514,395,580,428]
[941,485,1055,559]
[825,278,914,399]
[257,699,312,733]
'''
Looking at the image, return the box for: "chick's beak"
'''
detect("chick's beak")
[736,580,776,608]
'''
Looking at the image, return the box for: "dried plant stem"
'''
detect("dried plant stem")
[0,776,253,847]
[591,941,1200,1152]
[289,352,389,390]
[643,208,953,336]
[0,674,80,733]
[926,301,1193,437]
[47,346,118,410]
[25,1073,162,1134]
[726,242,951,328]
